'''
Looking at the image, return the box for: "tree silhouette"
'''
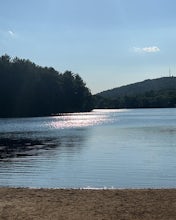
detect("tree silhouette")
[0,55,93,117]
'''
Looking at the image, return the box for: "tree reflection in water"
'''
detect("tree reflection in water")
[0,129,88,161]
[0,137,58,159]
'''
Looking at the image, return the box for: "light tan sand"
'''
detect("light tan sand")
[0,188,176,220]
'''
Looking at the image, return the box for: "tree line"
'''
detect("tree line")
[94,89,176,109]
[0,55,93,117]
[0,54,175,118]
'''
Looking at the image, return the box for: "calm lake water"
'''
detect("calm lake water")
[0,108,175,188]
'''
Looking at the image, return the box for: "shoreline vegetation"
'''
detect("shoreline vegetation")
[94,77,176,109]
[0,188,176,219]
[0,54,176,118]
[0,55,93,118]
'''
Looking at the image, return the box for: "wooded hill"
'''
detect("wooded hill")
[94,77,176,108]
[0,55,93,117]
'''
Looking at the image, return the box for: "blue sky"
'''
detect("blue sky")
[0,0,176,93]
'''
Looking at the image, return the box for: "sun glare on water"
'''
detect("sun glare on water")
[49,109,128,129]
[49,110,115,129]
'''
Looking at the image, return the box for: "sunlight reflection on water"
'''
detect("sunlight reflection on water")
[0,108,175,188]
[49,109,125,129]
[0,109,128,133]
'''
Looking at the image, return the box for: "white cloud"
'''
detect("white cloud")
[133,47,142,53]
[8,30,15,37]
[133,46,160,53]
[142,46,160,53]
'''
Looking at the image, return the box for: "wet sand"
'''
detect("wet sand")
[0,188,176,220]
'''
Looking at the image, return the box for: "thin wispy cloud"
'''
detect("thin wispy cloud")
[133,46,160,53]
[8,30,15,37]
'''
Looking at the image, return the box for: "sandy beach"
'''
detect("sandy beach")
[0,188,176,219]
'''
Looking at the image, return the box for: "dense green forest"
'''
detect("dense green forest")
[94,90,176,109]
[0,54,175,118]
[94,77,176,109]
[0,55,93,117]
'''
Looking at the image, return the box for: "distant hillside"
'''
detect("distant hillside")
[94,77,176,109]
[97,77,176,99]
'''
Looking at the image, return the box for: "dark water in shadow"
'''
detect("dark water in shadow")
[0,109,175,188]
[0,137,58,159]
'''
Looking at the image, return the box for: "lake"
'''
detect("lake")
[0,108,175,189]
